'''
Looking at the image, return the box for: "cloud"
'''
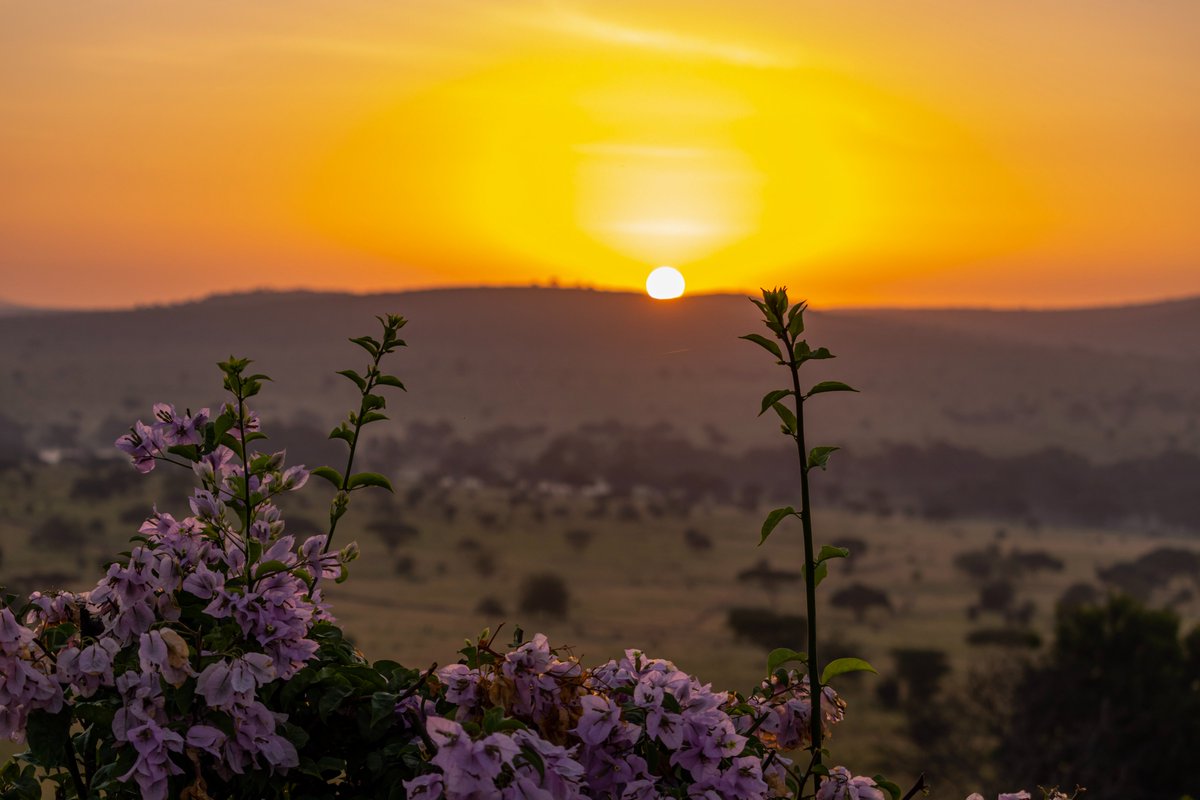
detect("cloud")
[531,2,798,69]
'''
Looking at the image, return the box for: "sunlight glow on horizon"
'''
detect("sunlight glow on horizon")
[2,1,1198,309]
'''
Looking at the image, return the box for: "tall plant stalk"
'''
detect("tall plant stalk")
[744,287,868,796]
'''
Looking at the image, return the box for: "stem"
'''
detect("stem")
[323,354,385,555]
[64,737,87,799]
[786,338,824,781]
[236,391,255,582]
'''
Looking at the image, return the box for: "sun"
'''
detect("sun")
[646,266,686,299]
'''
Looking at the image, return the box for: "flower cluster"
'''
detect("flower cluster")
[0,385,345,799]
[393,634,887,800]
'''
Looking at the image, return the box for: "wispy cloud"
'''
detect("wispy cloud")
[530,2,798,69]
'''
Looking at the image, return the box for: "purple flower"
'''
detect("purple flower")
[816,767,886,800]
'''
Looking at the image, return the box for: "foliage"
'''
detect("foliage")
[997,595,1200,799]
[0,294,1054,800]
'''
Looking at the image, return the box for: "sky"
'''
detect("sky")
[2,0,1199,309]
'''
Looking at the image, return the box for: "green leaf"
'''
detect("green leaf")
[799,345,834,362]
[24,708,71,767]
[803,560,829,587]
[370,692,400,729]
[317,681,355,721]
[739,333,783,361]
[786,305,805,337]
[771,403,797,434]
[766,648,807,675]
[817,544,850,562]
[254,560,291,580]
[821,657,877,684]
[337,369,367,391]
[329,425,354,444]
[349,336,381,356]
[807,446,840,470]
[758,390,792,416]
[759,506,796,545]
[806,381,859,398]
[311,466,344,488]
[360,411,389,425]
[348,472,394,492]
[873,776,902,800]
[375,374,406,390]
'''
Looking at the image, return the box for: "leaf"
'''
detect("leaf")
[349,336,381,356]
[766,648,807,675]
[771,403,797,434]
[806,381,859,398]
[348,472,394,492]
[873,776,902,800]
[311,466,343,488]
[800,346,835,362]
[370,692,400,729]
[337,369,367,391]
[807,446,840,470]
[802,560,829,587]
[758,389,792,416]
[786,305,805,337]
[329,425,354,444]
[253,560,291,580]
[376,374,406,390]
[360,411,389,425]
[24,708,71,767]
[759,506,795,545]
[317,681,355,722]
[820,657,877,684]
[739,333,783,361]
[817,544,850,562]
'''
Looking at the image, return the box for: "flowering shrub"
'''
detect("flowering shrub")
[0,298,1062,799]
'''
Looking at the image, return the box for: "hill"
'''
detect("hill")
[1,287,1197,465]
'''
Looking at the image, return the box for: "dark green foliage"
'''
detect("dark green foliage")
[998,595,1200,799]
[965,627,1042,648]
[726,607,808,651]
[830,583,892,622]
[1095,547,1200,602]
[517,572,570,618]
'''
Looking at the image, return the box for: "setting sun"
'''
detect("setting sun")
[646,266,686,299]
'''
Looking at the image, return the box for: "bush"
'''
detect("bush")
[727,607,808,651]
[517,572,570,618]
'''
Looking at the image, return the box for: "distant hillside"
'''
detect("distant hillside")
[0,288,1197,464]
[844,295,1200,361]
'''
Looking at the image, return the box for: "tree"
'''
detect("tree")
[997,595,1200,799]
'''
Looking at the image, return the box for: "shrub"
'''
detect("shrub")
[517,572,570,618]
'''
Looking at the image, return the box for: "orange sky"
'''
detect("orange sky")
[2,0,1198,309]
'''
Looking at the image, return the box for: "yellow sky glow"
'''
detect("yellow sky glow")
[2,1,1198,308]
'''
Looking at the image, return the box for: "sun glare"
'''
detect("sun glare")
[646,266,685,299]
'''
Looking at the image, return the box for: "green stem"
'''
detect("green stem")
[323,359,384,555]
[236,391,255,582]
[64,736,87,799]
[786,337,824,783]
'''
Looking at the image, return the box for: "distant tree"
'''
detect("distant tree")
[1056,582,1101,615]
[830,583,892,622]
[998,596,1200,799]
[475,596,506,617]
[976,579,1015,616]
[682,528,712,553]
[518,573,570,618]
[965,628,1041,649]
[366,519,420,553]
[726,608,807,652]
[564,528,594,553]
[28,514,89,550]
[736,559,801,602]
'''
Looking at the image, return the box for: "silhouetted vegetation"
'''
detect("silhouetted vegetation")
[726,607,807,651]
[517,572,570,618]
